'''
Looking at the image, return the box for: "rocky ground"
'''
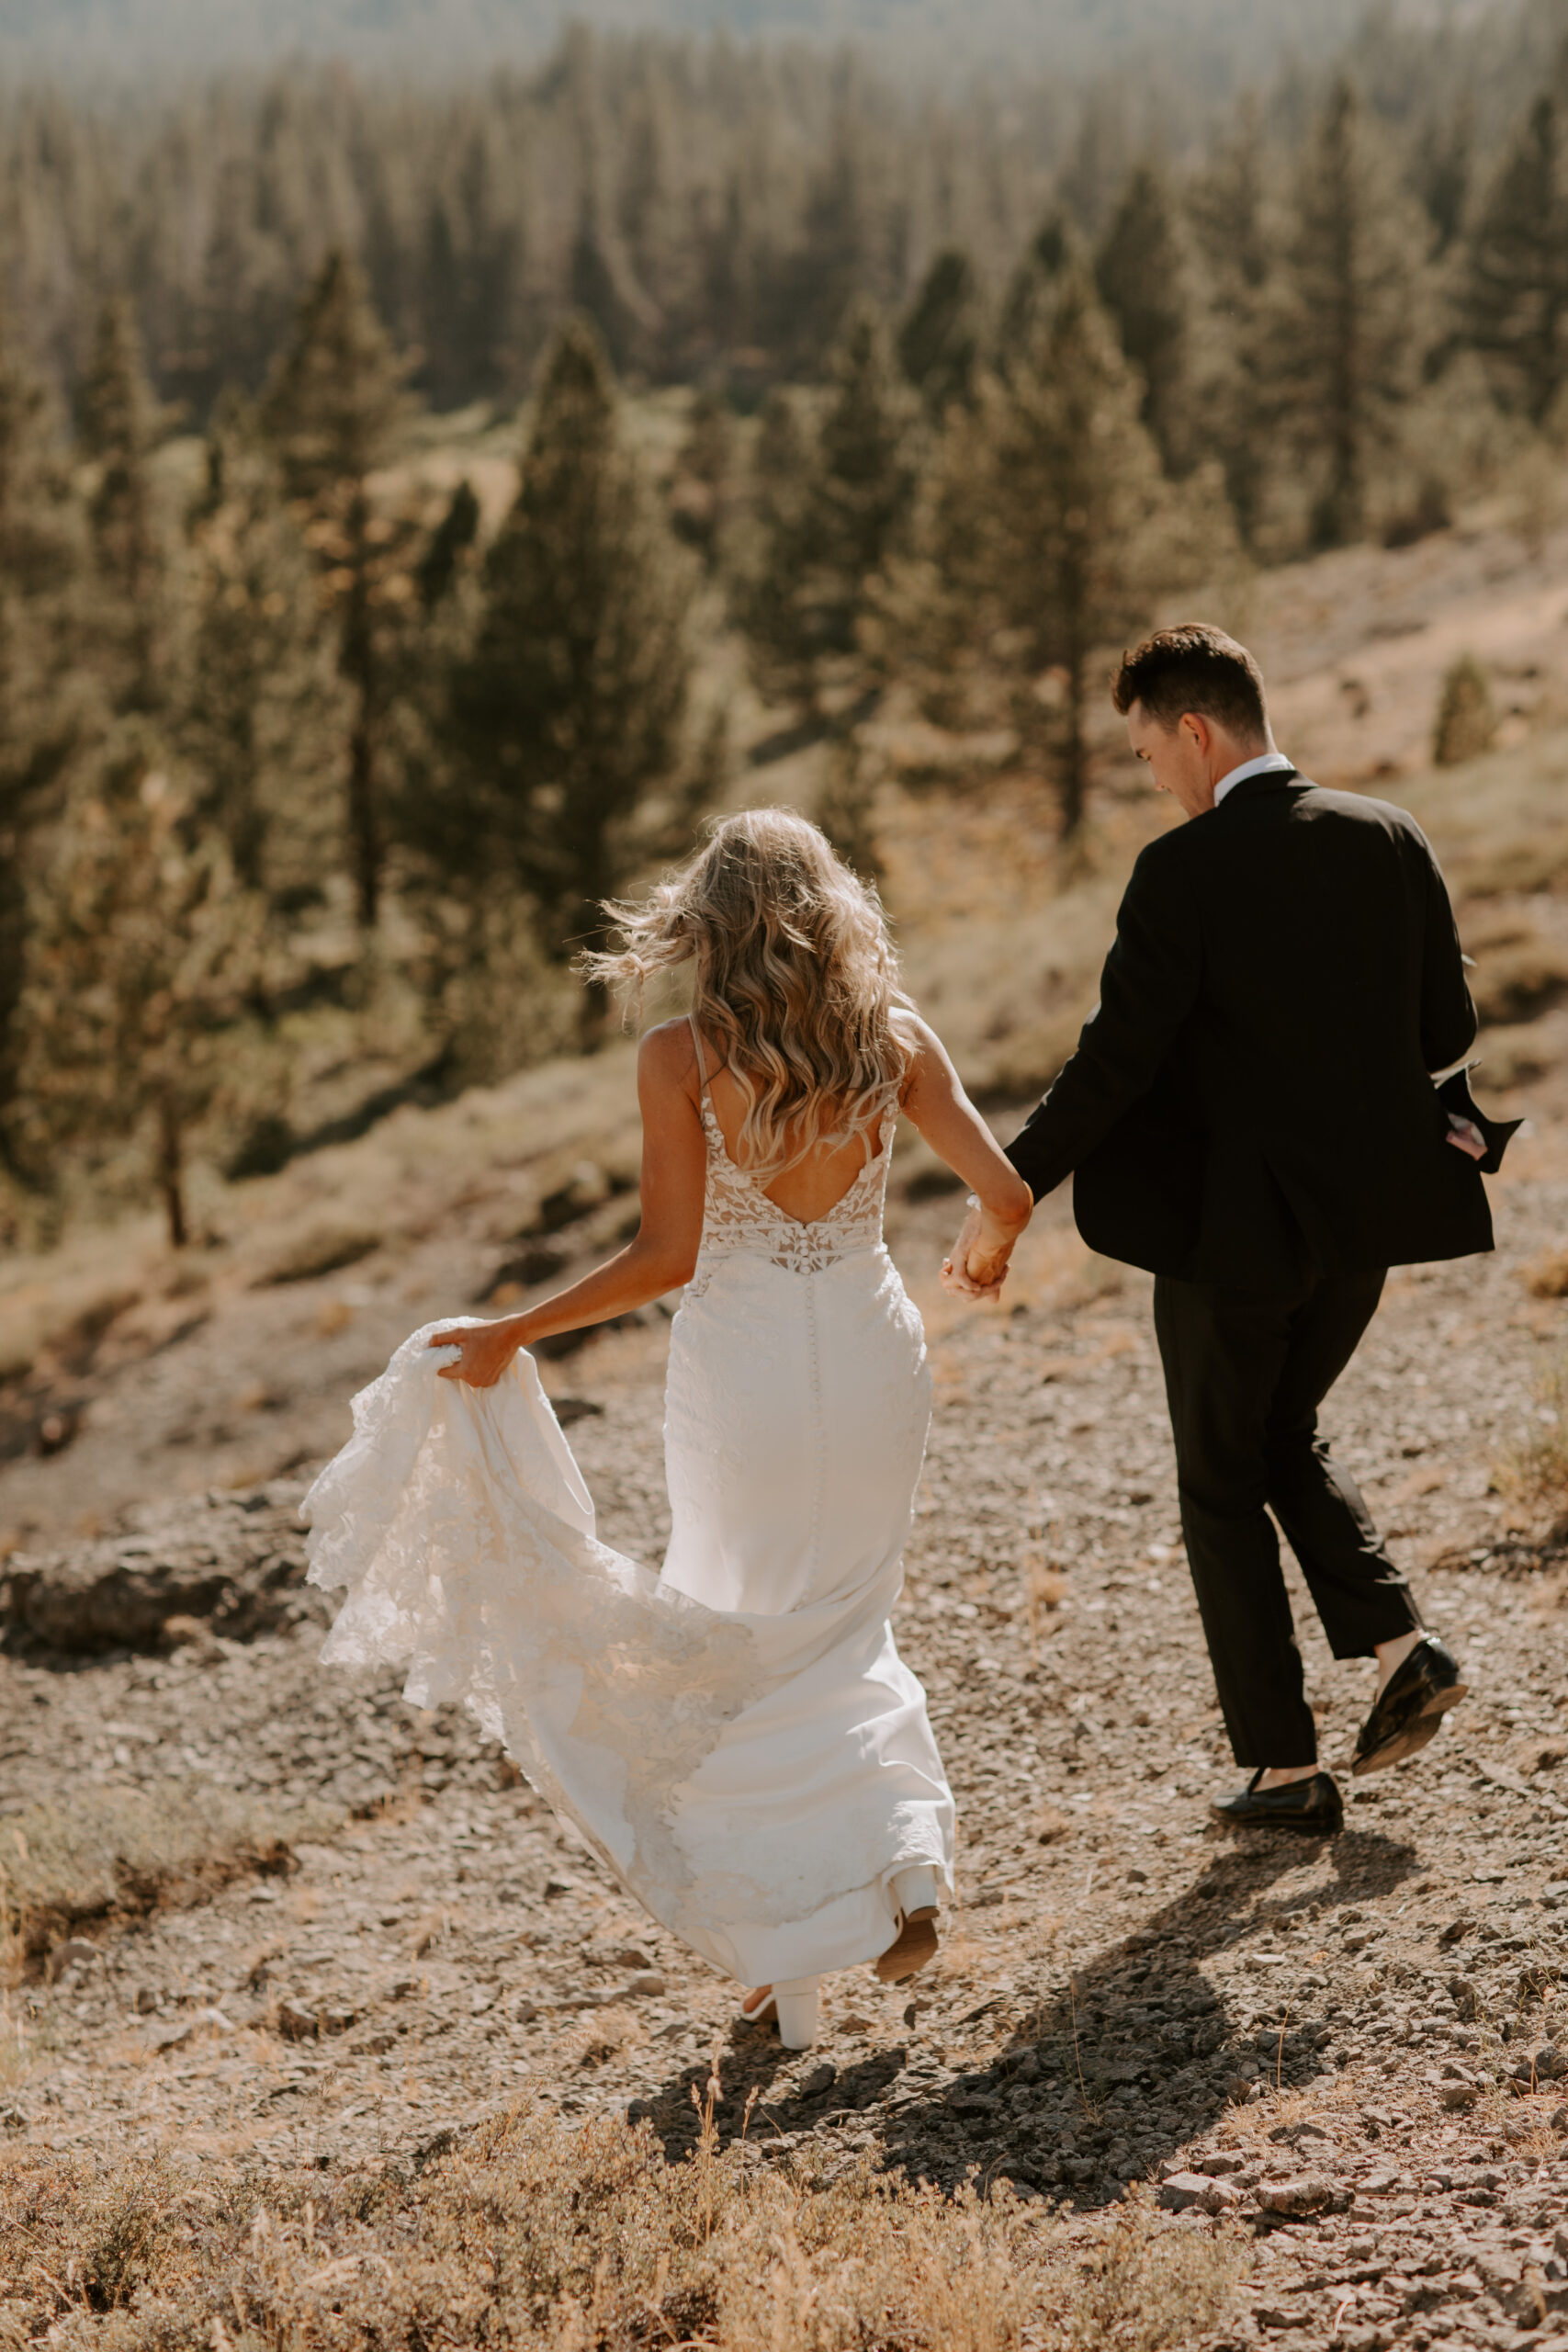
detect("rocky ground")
[3,1141,1568,2352]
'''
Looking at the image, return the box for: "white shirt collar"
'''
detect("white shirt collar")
[1213,749,1294,806]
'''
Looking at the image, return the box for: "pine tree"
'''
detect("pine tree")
[263,249,409,502]
[1095,165,1192,477]
[77,297,165,711]
[780,140,873,369]
[1270,76,1425,548]
[918,269,1184,839]
[0,326,85,1159]
[1417,102,1474,260]
[172,155,292,416]
[670,388,734,565]
[743,299,917,722]
[179,399,349,899]
[814,300,920,604]
[898,248,981,419]
[17,732,271,1248]
[1188,105,1275,547]
[439,317,698,1036]
[416,126,522,408]
[261,251,414,927]
[739,389,814,696]
[415,479,481,612]
[998,210,1076,368]
[1466,93,1568,426]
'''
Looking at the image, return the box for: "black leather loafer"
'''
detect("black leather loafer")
[1211,1770,1344,1835]
[1352,1634,1467,1776]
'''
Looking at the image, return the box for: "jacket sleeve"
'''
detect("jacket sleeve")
[1006,842,1202,1202]
[1416,830,1477,1074]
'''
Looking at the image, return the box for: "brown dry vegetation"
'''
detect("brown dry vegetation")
[0,1791,344,1973]
[1495,1349,1568,1543]
[0,2099,1245,2352]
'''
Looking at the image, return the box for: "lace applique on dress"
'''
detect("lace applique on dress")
[687,1094,896,1291]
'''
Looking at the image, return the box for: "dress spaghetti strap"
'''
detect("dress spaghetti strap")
[688,1012,711,1099]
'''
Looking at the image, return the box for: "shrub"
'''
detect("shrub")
[1495,1351,1568,1542]
[1433,654,1496,766]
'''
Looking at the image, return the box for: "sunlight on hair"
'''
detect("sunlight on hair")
[583,808,915,1179]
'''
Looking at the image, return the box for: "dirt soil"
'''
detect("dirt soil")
[3,1128,1567,2352]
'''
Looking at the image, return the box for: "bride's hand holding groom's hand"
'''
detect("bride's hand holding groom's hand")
[894,1012,1032,1303]
[940,1196,1027,1301]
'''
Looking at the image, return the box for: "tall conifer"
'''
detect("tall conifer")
[17,735,270,1247]
[998,211,1075,367]
[0,328,84,1159]
[1188,107,1274,546]
[1270,77,1423,548]
[898,249,981,419]
[180,401,349,899]
[744,300,917,721]
[1095,165,1192,477]
[77,298,165,710]
[919,270,1181,838]
[441,318,697,1035]
[262,251,413,927]
[670,389,734,566]
[1466,94,1568,425]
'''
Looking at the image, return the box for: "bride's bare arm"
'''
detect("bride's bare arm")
[428,1023,706,1386]
[897,1013,1032,1295]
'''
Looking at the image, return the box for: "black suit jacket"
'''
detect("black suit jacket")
[1006,770,1517,1286]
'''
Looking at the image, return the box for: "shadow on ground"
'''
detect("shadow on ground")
[631,1827,1418,2204]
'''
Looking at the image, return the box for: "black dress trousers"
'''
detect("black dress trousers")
[1152,1267,1424,1768]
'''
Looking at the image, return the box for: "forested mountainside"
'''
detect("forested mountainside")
[2,0,1568,1257]
[0,0,1380,82]
[0,5,1551,420]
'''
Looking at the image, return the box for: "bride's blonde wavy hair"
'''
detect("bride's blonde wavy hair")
[585,808,915,1177]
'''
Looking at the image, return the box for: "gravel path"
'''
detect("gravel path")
[4,1156,1567,2352]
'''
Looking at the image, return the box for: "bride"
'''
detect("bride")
[304,810,1031,2049]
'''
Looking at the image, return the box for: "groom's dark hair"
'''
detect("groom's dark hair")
[1111,624,1268,740]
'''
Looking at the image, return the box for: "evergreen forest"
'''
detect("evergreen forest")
[6,4,1568,1246]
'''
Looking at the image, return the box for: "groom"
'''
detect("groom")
[945,625,1517,1832]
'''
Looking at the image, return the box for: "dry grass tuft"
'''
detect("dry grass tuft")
[0,1787,344,1973]
[0,2104,1247,2352]
[1468,931,1568,1026]
[1495,1351,1568,1541]
[1524,1248,1568,1301]
[1062,2192,1246,2352]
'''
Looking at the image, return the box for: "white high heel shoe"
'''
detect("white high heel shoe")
[740,1975,821,2048]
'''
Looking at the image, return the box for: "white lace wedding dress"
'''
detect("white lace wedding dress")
[304,1027,954,1988]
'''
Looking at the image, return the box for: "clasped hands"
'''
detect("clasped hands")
[940,1198,1023,1302]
